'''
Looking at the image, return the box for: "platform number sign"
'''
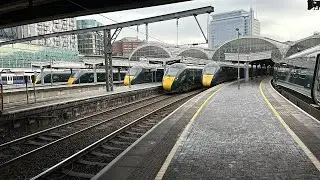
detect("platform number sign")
[308,0,320,10]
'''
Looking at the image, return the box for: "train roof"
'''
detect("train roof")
[280,45,320,69]
[205,61,246,68]
[286,44,320,60]
[168,63,203,69]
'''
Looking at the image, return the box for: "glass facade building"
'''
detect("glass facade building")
[208,8,260,49]
[77,19,104,55]
[0,42,79,68]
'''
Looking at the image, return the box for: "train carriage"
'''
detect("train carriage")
[162,63,203,93]
[124,66,164,86]
[202,62,246,88]
[273,45,320,106]
[68,69,126,84]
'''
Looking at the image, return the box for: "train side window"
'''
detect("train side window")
[1,77,6,81]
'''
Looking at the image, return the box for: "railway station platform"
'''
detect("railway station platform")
[0,83,161,142]
[94,77,320,180]
[1,81,123,106]
[2,82,158,113]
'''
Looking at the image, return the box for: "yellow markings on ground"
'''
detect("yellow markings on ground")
[124,75,134,86]
[259,80,320,171]
[67,77,75,85]
[162,76,175,91]
[202,74,214,87]
[155,83,228,180]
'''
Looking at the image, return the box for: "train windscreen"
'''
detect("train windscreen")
[165,67,180,76]
[127,67,141,76]
[203,66,217,75]
[71,71,81,78]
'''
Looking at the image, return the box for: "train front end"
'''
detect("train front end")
[68,71,81,85]
[162,64,184,93]
[124,66,142,86]
[202,62,219,88]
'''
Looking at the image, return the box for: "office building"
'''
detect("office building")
[208,8,260,49]
[77,19,104,55]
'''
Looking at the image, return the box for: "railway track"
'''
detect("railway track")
[0,94,166,165]
[0,90,201,179]
[31,90,201,180]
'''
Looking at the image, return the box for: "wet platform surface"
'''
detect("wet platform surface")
[3,83,161,114]
[161,78,320,179]
[93,77,320,180]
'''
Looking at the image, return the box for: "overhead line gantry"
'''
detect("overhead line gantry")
[0,6,214,91]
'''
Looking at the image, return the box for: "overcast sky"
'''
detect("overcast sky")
[78,0,320,46]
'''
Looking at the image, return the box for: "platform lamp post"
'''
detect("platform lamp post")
[235,28,241,89]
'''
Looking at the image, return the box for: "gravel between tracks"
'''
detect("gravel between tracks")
[0,95,167,166]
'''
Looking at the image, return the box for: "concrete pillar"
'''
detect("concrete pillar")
[145,23,148,42]
[255,64,258,78]
[40,66,44,85]
[250,64,253,80]
[93,64,97,84]
[118,68,121,82]
[245,62,249,82]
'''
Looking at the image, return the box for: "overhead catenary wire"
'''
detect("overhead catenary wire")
[67,0,170,45]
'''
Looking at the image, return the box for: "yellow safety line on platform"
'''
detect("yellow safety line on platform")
[154,84,228,180]
[259,79,320,171]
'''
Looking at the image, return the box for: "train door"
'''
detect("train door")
[312,54,320,105]
[7,75,13,84]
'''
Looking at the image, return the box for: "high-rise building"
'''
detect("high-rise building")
[0,18,77,50]
[77,19,104,55]
[208,8,260,49]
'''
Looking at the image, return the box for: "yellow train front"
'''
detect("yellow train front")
[124,66,164,86]
[162,63,203,93]
[202,62,246,88]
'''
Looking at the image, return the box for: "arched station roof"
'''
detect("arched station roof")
[129,44,172,61]
[212,36,289,62]
[178,48,209,60]
[285,34,320,57]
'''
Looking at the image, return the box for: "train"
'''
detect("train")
[273,45,320,106]
[68,69,126,84]
[202,62,247,88]
[162,63,203,93]
[0,69,37,85]
[124,66,164,86]
[35,70,72,84]
[0,73,34,85]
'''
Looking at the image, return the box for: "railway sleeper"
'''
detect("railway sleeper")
[109,140,131,146]
[25,140,47,146]
[77,159,107,166]
[91,151,114,158]
[46,132,63,138]
[37,135,57,141]
[101,145,124,151]
[124,130,144,136]
[117,135,139,141]
[142,121,156,125]
[62,168,94,179]
[130,127,147,132]
[136,124,152,128]
[9,146,21,151]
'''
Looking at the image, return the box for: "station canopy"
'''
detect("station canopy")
[285,34,320,57]
[129,43,211,62]
[178,48,209,60]
[212,36,289,63]
[129,43,173,61]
